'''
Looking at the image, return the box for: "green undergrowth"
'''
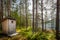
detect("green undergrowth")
[16,27,56,40]
[0,26,56,40]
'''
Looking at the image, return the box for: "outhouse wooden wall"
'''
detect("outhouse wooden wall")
[2,18,16,34]
[8,19,16,34]
[2,19,8,34]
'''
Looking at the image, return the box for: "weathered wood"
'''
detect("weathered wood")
[2,18,16,35]
[2,19,8,34]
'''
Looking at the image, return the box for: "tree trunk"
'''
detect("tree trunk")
[25,0,28,30]
[56,0,60,40]
[45,8,47,31]
[7,0,11,17]
[41,0,44,31]
[32,0,34,33]
[35,0,38,32]
[19,1,22,28]
[0,0,3,22]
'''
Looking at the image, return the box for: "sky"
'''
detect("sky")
[28,0,32,12]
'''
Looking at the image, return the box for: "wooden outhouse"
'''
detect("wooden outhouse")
[2,17,17,36]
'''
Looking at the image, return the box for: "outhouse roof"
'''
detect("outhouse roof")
[2,17,16,22]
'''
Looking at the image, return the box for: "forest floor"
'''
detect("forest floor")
[0,28,28,40]
[0,27,56,40]
[0,31,27,40]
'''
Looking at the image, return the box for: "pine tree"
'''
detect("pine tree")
[0,0,3,22]
[41,0,44,31]
[7,0,11,16]
[56,0,60,40]
[25,0,28,30]
[32,0,35,33]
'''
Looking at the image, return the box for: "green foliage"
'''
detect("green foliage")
[11,11,31,28]
[11,11,25,27]
[19,27,32,36]
[26,32,55,40]
[17,27,56,40]
[0,27,56,40]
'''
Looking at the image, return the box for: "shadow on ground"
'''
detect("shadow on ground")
[0,33,10,38]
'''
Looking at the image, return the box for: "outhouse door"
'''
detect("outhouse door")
[8,20,16,34]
